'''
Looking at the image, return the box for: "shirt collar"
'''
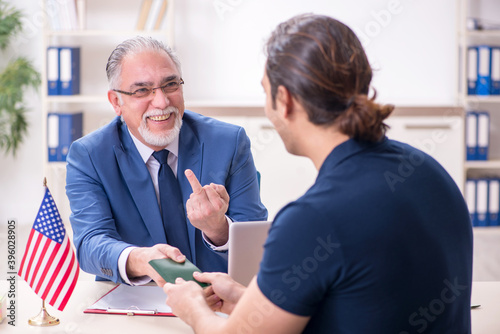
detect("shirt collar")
[319,137,388,175]
[128,129,180,163]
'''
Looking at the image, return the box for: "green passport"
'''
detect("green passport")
[149,258,209,287]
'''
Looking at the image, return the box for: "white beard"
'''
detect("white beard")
[138,106,183,147]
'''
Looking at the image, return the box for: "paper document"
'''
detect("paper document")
[85,284,173,316]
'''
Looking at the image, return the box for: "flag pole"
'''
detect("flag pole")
[27,177,60,326]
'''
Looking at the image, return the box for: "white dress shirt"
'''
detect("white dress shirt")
[118,130,230,285]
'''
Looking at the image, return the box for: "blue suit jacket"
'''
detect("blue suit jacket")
[66,111,268,283]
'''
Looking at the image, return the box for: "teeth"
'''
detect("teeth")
[149,114,171,121]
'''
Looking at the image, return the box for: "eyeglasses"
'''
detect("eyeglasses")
[113,79,184,99]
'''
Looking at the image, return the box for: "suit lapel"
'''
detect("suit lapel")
[114,121,166,245]
[177,117,203,256]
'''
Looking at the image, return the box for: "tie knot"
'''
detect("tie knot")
[153,150,170,165]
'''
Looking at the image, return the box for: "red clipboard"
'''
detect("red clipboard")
[84,284,174,316]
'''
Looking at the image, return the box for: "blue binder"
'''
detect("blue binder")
[465,111,478,161]
[491,47,500,95]
[476,179,489,227]
[476,111,490,161]
[59,47,81,95]
[47,112,83,162]
[467,46,478,95]
[465,179,477,226]
[476,45,491,96]
[488,179,500,226]
[47,47,60,95]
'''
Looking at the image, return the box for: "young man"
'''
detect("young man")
[163,14,473,333]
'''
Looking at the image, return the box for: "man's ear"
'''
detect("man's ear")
[108,90,122,116]
[275,85,293,119]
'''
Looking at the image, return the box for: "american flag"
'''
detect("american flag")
[18,187,79,311]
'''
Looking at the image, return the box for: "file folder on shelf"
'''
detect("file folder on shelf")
[59,47,81,95]
[47,112,83,162]
[491,47,500,95]
[144,0,164,31]
[47,47,60,95]
[476,179,489,227]
[136,0,153,30]
[476,45,491,96]
[465,179,477,226]
[466,111,478,161]
[476,111,490,161]
[467,46,478,95]
[489,179,500,226]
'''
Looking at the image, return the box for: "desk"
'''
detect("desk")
[470,281,500,333]
[1,280,499,333]
[0,280,193,333]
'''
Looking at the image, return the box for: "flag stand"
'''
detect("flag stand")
[28,300,60,326]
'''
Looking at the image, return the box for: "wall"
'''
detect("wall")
[175,0,457,106]
[0,0,44,226]
[0,0,458,227]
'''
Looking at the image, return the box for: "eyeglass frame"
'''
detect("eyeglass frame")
[112,78,184,98]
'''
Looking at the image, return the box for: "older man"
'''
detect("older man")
[66,36,267,285]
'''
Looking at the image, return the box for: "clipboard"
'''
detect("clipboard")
[84,284,174,316]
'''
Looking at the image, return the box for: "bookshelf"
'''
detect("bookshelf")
[40,0,176,223]
[458,0,500,227]
[458,0,500,170]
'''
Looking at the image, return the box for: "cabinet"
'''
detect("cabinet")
[206,113,317,220]
[458,0,500,230]
[40,0,176,223]
[458,0,500,179]
[194,106,465,220]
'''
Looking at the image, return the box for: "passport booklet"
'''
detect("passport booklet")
[149,258,209,287]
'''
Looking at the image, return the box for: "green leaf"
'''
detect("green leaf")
[0,1,41,157]
[0,1,23,51]
[0,57,40,156]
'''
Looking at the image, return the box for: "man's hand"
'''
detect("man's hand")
[126,244,185,286]
[185,169,230,246]
[163,272,245,325]
[164,278,209,323]
[194,271,246,315]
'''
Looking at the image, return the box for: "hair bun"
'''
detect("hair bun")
[339,92,394,142]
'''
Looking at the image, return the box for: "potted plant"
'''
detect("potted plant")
[0,0,41,156]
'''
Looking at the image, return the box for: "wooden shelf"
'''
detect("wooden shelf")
[186,100,264,108]
[465,160,500,170]
[465,96,500,104]
[465,30,500,38]
[46,95,108,103]
[45,30,170,37]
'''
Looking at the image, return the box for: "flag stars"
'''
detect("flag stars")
[33,190,69,244]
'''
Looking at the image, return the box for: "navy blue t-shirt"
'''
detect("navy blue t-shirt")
[257,138,472,334]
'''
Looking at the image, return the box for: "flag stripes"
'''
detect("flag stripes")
[18,187,79,311]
